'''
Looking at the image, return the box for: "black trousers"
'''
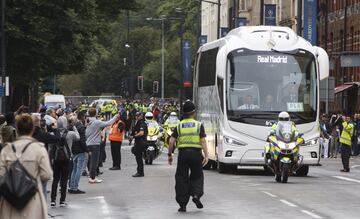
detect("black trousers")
[132,140,145,174]
[51,161,70,202]
[341,143,351,171]
[175,148,204,207]
[99,139,107,164]
[110,141,122,168]
[88,145,100,179]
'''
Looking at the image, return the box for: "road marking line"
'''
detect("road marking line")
[301,210,323,218]
[351,165,360,169]
[333,176,360,184]
[261,191,277,198]
[280,199,298,207]
[84,196,110,215]
[84,196,105,200]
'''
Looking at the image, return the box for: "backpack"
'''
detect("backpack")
[54,131,70,162]
[0,142,38,210]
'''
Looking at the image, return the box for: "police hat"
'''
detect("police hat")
[183,100,196,115]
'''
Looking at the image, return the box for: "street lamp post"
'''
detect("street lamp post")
[1,0,6,113]
[146,17,165,99]
[125,44,135,98]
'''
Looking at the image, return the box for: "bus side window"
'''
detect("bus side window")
[198,48,218,87]
[217,77,224,112]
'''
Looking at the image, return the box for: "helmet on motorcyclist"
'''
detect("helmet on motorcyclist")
[278,111,290,121]
[170,112,177,117]
[145,112,153,120]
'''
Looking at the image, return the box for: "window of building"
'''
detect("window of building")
[239,0,247,11]
[198,48,218,87]
[350,26,354,51]
[330,32,334,53]
[340,30,344,51]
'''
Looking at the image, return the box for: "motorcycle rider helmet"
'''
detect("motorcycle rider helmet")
[145,112,153,120]
[278,111,290,121]
[170,112,177,117]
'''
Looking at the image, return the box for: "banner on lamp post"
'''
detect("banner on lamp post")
[235,17,247,27]
[199,35,208,47]
[182,40,192,88]
[303,0,317,45]
[220,27,229,38]
[264,4,276,26]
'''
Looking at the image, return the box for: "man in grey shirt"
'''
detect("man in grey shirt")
[86,107,119,183]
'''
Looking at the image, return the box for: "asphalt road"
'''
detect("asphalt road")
[48,141,360,219]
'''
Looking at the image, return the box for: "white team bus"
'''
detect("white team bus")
[193,26,329,175]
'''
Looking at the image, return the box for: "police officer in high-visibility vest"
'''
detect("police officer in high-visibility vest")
[108,116,125,170]
[339,114,354,172]
[168,100,209,213]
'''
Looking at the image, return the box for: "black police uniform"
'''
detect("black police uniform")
[171,122,206,208]
[131,118,148,175]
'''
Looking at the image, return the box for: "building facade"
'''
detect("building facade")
[201,0,301,38]
[201,0,229,42]
[318,0,360,114]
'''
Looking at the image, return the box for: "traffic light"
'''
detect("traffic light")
[137,76,143,91]
[153,81,159,94]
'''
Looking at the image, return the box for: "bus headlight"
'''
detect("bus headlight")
[302,138,318,147]
[224,136,247,146]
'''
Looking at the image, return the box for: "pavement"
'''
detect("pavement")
[48,141,360,219]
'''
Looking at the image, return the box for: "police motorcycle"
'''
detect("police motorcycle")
[264,112,304,183]
[144,112,163,164]
[163,112,180,152]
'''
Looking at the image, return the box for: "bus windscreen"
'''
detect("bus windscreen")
[226,49,317,125]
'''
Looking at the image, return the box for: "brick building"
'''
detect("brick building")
[318,0,360,114]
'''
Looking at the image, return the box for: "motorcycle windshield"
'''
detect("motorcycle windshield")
[276,121,294,143]
[147,121,159,135]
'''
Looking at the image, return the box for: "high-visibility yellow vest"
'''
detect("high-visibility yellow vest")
[176,118,202,149]
[340,122,354,146]
[111,105,118,115]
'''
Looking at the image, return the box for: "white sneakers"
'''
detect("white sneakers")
[89,178,103,184]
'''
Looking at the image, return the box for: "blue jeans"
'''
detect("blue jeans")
[42,181,48,201]
[69,153,86,190]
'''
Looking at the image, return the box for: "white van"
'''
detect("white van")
[44,95,66,109]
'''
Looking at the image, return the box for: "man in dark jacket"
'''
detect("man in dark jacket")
[32,114,60,201]
[69,111,89,194]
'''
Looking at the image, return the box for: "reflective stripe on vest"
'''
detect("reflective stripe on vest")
[177,118,202,149]
[109,121,124,142]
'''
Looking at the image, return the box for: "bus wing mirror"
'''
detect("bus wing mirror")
[315,46,329,80]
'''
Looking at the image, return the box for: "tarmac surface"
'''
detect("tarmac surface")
[48,140,360,219]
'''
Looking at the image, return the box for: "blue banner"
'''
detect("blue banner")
[303,0,317,45]
[221,27,229,38]
[264,4,276,26]
[182,40,192,87]
[235,17,247,27]
[199,35,207,47]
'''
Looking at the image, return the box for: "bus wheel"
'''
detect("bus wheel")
[211,161,218,170]
[217,161,234,173]
[203,161,211,170]
[295,165,309,176]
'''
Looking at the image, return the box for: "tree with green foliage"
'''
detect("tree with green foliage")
[5,0,140,110]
